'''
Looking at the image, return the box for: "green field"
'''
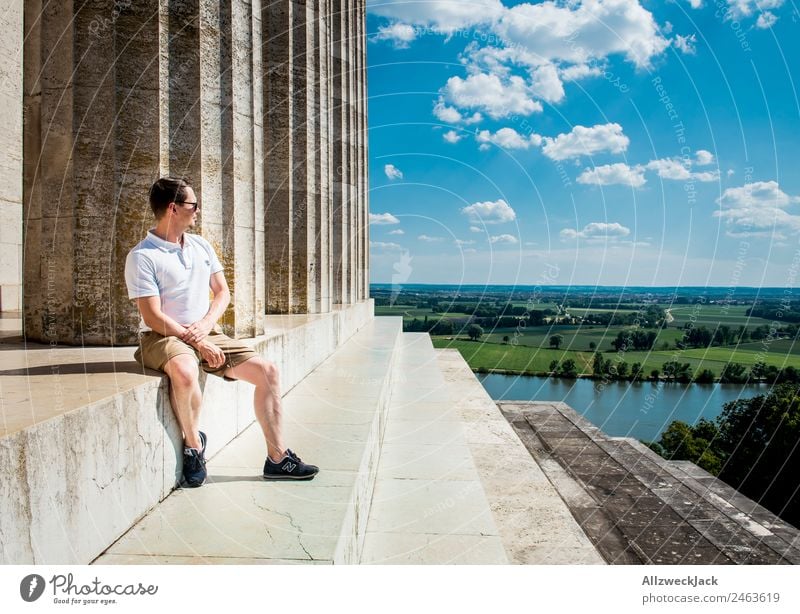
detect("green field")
[431,338,800,376]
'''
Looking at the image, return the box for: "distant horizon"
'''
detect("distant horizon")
[370,282,794,291]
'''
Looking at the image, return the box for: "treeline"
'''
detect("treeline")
[675,323,798,349]
[746,303,800,323]
[648,384,800,527]
[590,353,800,385]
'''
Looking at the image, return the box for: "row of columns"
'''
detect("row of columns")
[22,0,369,345]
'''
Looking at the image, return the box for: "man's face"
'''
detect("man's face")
[172,186,199,228]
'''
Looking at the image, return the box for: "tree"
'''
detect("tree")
[630,362,644,381]
[592,352,606,377]
[560,359,578,378]
[650,369,660,380]
[694,368,716,383]
[589,341,596,351]
[502,335,510,344]
[719,362,748,384]
[656,419,722,474]
[549,334,564,349]
[548,360,559,374]
[715,384,800,527]
[467,324,484,341]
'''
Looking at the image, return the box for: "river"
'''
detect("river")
[477,373,770,442]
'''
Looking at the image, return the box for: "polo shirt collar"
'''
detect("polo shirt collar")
[147,229,185,252]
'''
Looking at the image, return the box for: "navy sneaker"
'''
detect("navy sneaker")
[182,431,207,487]
[263,449,319,480]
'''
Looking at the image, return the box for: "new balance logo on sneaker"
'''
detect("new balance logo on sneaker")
[263,449,319,481]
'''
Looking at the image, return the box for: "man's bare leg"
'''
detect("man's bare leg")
[224,357,286,461]
[163,354,204,450]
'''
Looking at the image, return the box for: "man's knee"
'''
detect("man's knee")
[164,354,199,388]
[253,358,279,386]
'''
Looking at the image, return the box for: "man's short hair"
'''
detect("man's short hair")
[149,177,192,219]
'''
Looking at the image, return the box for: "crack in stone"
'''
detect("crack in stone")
[250,496,315,561]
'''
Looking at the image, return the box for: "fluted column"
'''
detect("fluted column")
[23,0,163,344]
[331,0,348,305]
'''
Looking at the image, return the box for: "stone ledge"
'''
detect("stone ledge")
[0,301,374,564]
[95,316,402,565]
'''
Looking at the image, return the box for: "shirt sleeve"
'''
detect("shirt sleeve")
[125,250,160,299]
[200,237,224,275]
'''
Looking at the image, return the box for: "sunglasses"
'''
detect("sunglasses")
[175,201,199,212]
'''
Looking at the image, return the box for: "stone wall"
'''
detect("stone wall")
[0,0,23,312]
[21,0,369,345]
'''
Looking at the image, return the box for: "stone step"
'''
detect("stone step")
[502,401,799,565]
[94,316,402,564]
[361,334,508,564]
[0,302,374,564]
[361,342,603,565]
[542,402,800,563]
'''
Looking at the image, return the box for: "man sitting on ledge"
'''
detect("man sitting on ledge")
[124,177,318,487]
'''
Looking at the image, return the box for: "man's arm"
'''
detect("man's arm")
[136,296,225,368]
[181,271,231,344]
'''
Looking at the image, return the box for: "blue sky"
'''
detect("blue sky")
[365,0,800,287]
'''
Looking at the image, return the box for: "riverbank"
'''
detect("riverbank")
[431,337,800,383]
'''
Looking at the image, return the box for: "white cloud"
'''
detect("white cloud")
[692,170,720,182]
[756,12,778,28]
[490,234,519,244]
[373,23,417,48]
[470,226,483,233]
[646,157,719,182]
[418,234,445,243]
[433,101,464,124]
[433,100,483,125]
[726,1,784,20]
[685,0,704,8]
[560,63,603,81]
[495,0,670,70]
[370,241,403,251]
[577,163,647,188]
[529,63,565,104]
[384,164,404,180]
[442,73,542,119]
[370,212,400,225]
[455,239,476,246]
[389,229,405,235]
[560,222,632,241]
[463,248,478,254]
[366,0,504,34]
[476,127,542,151]
[673,34,697,55]
[646,158,692,181]
[715,181,800,237]
[443,130,463,144]
[541,123,629,161]
[462,199,517,224]
[695,150,715,166]
[727,169,735,177]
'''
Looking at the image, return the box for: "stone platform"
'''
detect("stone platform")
[95,332,602,564]
[501,401,800,565]
[0,301,374,564]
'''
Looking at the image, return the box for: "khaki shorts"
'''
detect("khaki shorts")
[134,329,259,379]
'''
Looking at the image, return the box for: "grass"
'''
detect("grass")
[431,336,800,377]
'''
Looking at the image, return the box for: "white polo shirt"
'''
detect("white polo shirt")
[125,230,224,332]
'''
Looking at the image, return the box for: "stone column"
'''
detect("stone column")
[264,0,324,314]
[345,0,357,305]
[360,0,370,300]
[0,0,23,313]
[24,0,163,344]
[330,0,348,306]
[315,0,333,313]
